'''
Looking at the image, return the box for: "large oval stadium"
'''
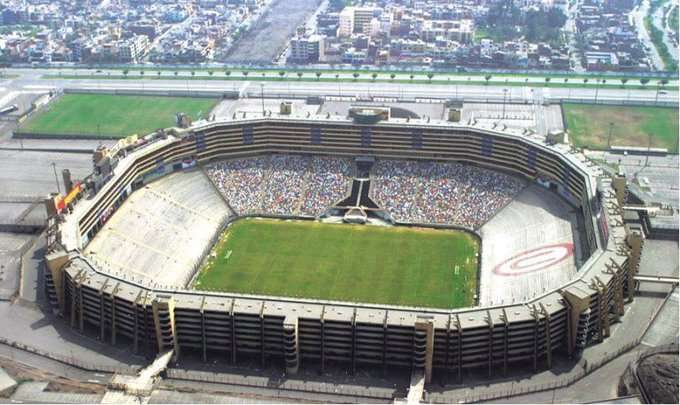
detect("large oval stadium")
[44,111,640,382]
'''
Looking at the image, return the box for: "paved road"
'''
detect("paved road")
[565,0,585,73]
[632,0,665,70]
[5,75,677,106]
[655,0,679,61]
[224,0,322,63]
[17,66,679,87]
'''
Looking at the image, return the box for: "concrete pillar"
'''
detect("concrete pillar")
[351,309,357,376]
[382,312,388,373]
[200,297,207,363]
[77,281,84,333]
[626,232,643,302]
[611,176,627,207]
[230,299,236,364]
[486,311,493,377]
[99,282,107,341]
[595,278,610,339]
[414,318,434,384]
[320,306,326,374]
[501,309,508,376]
[133,291,145,355]
[45,251,71,315]
[444,314,452,380]
[259,303,265,368]
[540,304,552,368]
[152,294,177,356]
[561,286,592,357]
[532,306,539,372]
[455,314,462,383]
[283,315,299,375]
[111,284,120,345]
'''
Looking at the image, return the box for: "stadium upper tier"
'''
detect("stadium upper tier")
[45,116,640,381]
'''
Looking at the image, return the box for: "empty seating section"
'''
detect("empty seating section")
[206,155,352,217]
[371,160,526,228]
[84,171,230,288]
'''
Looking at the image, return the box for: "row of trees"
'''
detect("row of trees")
[116,68,671,89]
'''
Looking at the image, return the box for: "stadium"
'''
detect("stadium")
[43,108,641,383]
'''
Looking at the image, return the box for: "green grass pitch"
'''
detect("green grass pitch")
[563,104,679,153]
[19,94,217,138]
[193,218,479,309]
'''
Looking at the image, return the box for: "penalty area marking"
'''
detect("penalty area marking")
[493,243,574,276]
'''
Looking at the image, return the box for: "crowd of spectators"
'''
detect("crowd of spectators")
[301,157,353,215]
[206,155,352,216]
[206,157,268,214]
[371,160,525,228]
[207,156,523,227]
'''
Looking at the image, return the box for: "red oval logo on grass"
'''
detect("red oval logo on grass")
[493,243,574,276]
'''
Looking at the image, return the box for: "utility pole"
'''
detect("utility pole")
[607,122,614,149]
[51,162,61,194]
[260,82,265,116]
[502,88,508,120]
[644,131,652,168]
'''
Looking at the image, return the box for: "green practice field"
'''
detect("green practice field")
[194,219,479,309]
[563,104,679,153]
[18,94,217,138]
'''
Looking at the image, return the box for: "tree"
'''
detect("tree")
[653,79,669,104]
[278,71,285,80]
[426,72,434,82]
[563,78,568,84]
[583,78,589,86]
[242,71,249,78]
[139,70,145,77]
[297,72,303,80]
[640,78,650,87]
[208,71,214,78]
[371,72,378,81]
[191,71,195,78]
[335,74,340,80]
[353,72,360,81]
[157,71,161,79]
[316,71,322,81]
[620,78,628,87]
[544,77,551,86]
[409,74,414,81]
[484,74,492,85]
[174,71,179,77]
[390,73,396,81]
[122,69,129,78]
[225,70,231,77]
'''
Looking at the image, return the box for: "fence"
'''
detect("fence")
[0,336,138,375]
[64,87,231,100]
[165,368,397,400]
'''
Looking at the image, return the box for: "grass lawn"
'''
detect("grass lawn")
[194,218,479,309]
[563,104,679,153]
[19,94,217,138]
